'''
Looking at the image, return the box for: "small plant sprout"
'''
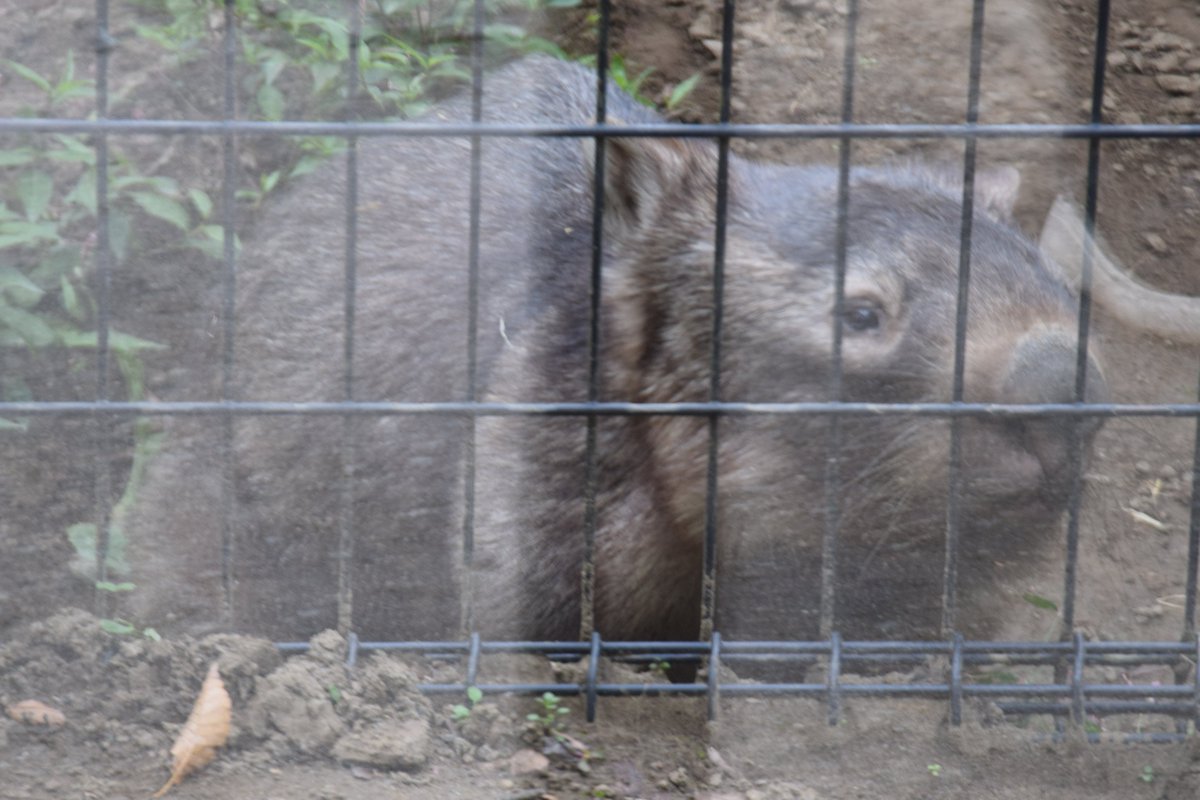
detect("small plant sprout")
[927,763,942,778]
[327,684,343,705]
[452,685,484,721]
[527,691,570,733]
[1139,765,1155,783]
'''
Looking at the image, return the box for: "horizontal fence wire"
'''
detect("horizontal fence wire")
[4,118,1200,139]
[272,634,1200,736]
[4,400,1200,418]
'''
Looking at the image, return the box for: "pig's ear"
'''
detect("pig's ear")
[582,126,719,238]
[974,165,1021,222]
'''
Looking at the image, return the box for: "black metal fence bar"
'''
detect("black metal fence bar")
[88,0,115,620]
[819,0,858,642]
[578,0,612,643]
[941,0,988,637]
[6,118,1200,139]
[699,0,737,646]
[5,400,1199,417]
[457,0,488,636]
[292,635,1200,728]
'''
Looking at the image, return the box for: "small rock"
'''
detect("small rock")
[668,766,691,789]
[1156,74,1198,95]
[1134,604,1166,620]
[1146,31,1193,52]
[1143,232,1169,254]
[1136,460,1153,475]
[1161,465,1179,480]
[332,717,431,771]
[1167,96,1198,115]
[1151,52,1183,73]
[702,39,724,59]
[509,748,550,775]
[688,11,713,40]
[1106,51,1128,69]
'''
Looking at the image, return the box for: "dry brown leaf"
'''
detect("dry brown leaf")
[153,662,232,798]
[6,699,66,727]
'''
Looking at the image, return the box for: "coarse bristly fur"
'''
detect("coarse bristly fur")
[126,56,1107,651]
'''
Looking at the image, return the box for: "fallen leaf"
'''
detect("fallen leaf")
[154,662,232,797]
[6,699,66,727]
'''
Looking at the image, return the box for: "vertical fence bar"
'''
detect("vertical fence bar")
[819,0,859,640]
[1178,369,1200,734]
[699,0,736,642]
[580,0,612,640]
[1061,0,1110,637]
[89,0,115,618]
[1185,369,1200,638]
[459,0,487,635]
[1054,0,1109,734]
[940,0,987,637]
[335,0,363,635]
[218,0,239,627]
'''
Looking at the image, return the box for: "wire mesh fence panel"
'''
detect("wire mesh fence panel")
[0,0,1198,746]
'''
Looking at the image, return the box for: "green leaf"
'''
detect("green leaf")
[57,327,166,352]
[54,133,96,160]
[65,169,97,215]
[45,145,96,165]
[29,244,82,285]
[60,276,82,320]
[99,618,136,635]
[1022,592,1058,612]
[142,628,162,642]
[109,210,132,262]
[96,581,136,593]
[260,50,288,86]
[189,225,238,260]
[668,73,701,109]
[0,265,45,306]
[187,188,213,219]
[0,148,37,167]
[129,191,190,231]
[466,685,483,704]
[67,522,98,562]
[257,83,285,121]
[51,80,95,104]
[0,299,56,346]
[0,417,27,431]
[4,60,52,93]
[0,220,60,249]
[18,171,54,222]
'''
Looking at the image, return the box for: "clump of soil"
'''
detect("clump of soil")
[0,610,509,798]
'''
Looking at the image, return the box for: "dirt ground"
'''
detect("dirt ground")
[4,0,1200,798]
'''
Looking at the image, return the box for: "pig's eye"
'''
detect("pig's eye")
[841,303,882,332]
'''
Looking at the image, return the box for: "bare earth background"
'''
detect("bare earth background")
[3,1,1200,798]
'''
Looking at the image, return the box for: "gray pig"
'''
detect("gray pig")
[126,57,1106,646]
